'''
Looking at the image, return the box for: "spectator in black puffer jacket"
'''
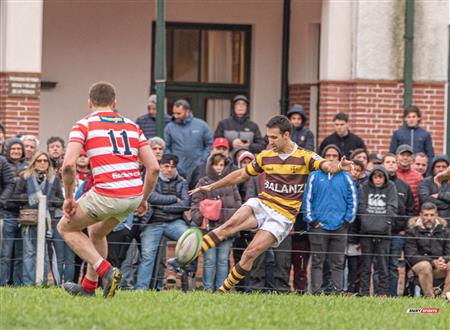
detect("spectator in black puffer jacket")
[0,156,15,210]
[192,153,241,291]
[0,137,28,286]
[418,155,450,223]
[286,104,315,151]
[135,154,190,290]
[405,202,450,298]
[0,155,16,286]
[214,95,265,154]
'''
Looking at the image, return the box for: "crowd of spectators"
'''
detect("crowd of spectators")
[0,99,449,299]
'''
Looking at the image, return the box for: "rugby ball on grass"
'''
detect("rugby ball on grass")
[175,228,202,265]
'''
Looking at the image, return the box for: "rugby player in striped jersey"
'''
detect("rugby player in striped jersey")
[170,115,353,292]
[58,82,159,298]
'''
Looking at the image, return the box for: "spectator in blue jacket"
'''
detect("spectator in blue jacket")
[302,144,358,295]
[136,95,171,139]
[389,105,434,162]
[164,99,213,180]
[135,154,191,290]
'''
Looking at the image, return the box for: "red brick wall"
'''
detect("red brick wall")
[317,80,446,155]
[0,72,41,138]
[288,83,315,120]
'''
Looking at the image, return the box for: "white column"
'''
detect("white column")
[319,0,353,81]
[0,0,43,72]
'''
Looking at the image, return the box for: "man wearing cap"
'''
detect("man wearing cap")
[396,144,423,212]
[286,104,315,151]
[214,95,265,154]
[135,154,191,290]
[136,94,171,139]
[188,137,236,190]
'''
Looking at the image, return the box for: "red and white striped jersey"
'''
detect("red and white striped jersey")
[69,111,148,198]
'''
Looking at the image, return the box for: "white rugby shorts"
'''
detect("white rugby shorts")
[78,189,142,223]
[244,197,293,247]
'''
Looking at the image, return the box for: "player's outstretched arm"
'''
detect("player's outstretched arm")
[189,167,250,196]
[62,142,83,218]
[137,144,160,216]
[434,165,450,186]
[321,156,353,174]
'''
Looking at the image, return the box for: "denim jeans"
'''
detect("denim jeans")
[120,239,140,289]
[21,225,48,286]
[388,235,404,296]
[135,220,189,290]
[203,238,233,291]
[52,221,75,284]
[0,214,23,286]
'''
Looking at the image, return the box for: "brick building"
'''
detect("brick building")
[1,0,448,155]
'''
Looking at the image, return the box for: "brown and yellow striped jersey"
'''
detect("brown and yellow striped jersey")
[245,145,325,221]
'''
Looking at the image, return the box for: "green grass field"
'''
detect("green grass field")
[1,287,448,329]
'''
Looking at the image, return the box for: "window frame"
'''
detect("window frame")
[151,21,252,95]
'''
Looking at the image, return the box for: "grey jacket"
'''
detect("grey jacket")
[164,112,213,179]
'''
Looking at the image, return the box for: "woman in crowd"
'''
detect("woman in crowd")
[14,152,64,285]
[191,153,241,291]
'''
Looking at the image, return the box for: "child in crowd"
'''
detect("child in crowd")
[191,153,241,291]
[353,166,398,296]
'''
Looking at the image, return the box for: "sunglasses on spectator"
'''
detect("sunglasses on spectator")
[36,159,49,163]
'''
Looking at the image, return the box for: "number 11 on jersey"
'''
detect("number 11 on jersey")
[107,129,132,155]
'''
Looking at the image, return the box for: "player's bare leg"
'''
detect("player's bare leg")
[84,218,120,282]
[57,208,102,265]
[168,205,257,273]
[204,205,258,251]
[57,209,122,298]
[218,230,277,293]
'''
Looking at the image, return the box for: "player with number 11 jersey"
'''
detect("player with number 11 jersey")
[58,82,159,299]
[69,111,148,198]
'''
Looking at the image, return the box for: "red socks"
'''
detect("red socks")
[95,259,111,277]
[82,276,98,293]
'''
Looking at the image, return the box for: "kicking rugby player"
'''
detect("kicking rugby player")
[169,115,353,292]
